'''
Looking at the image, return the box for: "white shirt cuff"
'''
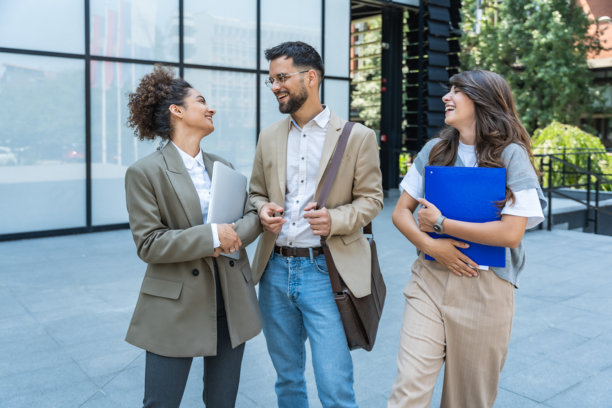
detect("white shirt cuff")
[211,223,221,248]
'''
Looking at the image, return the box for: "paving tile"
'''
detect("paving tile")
[499,360,590,402]
[100,364,144,408]
[551,310,612,339]
[0,204,611,408]
[495,387,546,408]
[0,362,92,401]
[1,380,99,408]
[509,327,590,360]
[545,366,612,408]
[510,303,598,342]
[551,338,612,375]
[560,284,612,316]
[80,392,123,408]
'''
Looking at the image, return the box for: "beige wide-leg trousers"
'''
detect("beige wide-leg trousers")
[388,254,514,408]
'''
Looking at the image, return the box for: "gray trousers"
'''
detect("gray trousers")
[143,261,246,408]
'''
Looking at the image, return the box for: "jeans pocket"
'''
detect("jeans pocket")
[313,255,328,274]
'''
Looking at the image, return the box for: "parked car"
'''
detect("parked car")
[0,146,17,166]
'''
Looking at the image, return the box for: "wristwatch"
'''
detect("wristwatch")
[432,215,446,234]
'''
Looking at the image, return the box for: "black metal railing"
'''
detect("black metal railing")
[534,148,612,234]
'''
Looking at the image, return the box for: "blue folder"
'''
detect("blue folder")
[424,166,507,267]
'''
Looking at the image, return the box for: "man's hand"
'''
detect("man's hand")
[303,202,331,237]
[259,202,285,234]
[218,223,242,254]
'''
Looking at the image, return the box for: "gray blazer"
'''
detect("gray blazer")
[124,142,262,357]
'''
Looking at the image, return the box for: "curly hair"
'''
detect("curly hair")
[127,65,192,141]
[428,70,535,207]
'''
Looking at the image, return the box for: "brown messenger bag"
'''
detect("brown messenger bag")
[317,122,386,351]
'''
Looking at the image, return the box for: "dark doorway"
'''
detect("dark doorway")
[349,0,461,193]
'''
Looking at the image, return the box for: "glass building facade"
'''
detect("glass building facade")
[0,0,351,239]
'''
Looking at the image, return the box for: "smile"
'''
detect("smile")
[445,106,455,112]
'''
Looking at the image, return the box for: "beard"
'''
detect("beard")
[277,85,308,114]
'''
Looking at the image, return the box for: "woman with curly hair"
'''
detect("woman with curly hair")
[388,70,546,408]
[124,65,262,408]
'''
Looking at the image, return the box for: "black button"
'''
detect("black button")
[192,269,199,276]
[229,260,235,267]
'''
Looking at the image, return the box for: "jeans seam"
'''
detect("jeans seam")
[312,256,328,274]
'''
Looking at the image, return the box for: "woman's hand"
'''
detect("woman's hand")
[425,238,479,277]
[218,223,242,254]
[416,198,442,232]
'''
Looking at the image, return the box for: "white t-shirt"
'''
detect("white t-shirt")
[400,141,544,229]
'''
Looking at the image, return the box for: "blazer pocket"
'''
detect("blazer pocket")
[341,230,364,246]
[141,277,183,300]
[239,264,253,283]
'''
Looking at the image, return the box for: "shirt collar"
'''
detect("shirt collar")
[172,141,205,170]
[290,105,330,131]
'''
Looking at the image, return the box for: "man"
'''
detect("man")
[249,41,383,408]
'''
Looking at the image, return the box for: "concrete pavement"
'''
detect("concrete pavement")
[1,195,611,407]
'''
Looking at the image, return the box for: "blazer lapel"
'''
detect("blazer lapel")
[162,143,204,227]
[315,112,345,188]
[276,117,291,197]
[202,151,216,179]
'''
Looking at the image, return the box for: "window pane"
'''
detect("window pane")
[90,62,159,225]
[0,54,85,234]
[184,0,256,68]
[324,79,350,121]
[324,0,350,77]
[0,0,84,54]
[90,0,179,62]
[184,69,256,177]
[261,0,321,70]
[259,74,285,133]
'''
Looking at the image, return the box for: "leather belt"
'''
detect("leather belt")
[274,246,324,258]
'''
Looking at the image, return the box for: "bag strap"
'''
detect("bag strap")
[316,121,375,238]
[316,121,355,210]
[317,122,354,294]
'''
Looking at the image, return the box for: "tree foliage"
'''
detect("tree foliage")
[460,0,605,133]
[532,121,612,190]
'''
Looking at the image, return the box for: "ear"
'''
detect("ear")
[169,104,182,119]
[306,69,319,88]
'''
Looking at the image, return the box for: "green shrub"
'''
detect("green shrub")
[532,121,612,191]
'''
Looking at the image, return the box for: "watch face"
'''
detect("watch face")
[433,224,442,233]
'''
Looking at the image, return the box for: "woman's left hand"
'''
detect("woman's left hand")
[416,198,442,233]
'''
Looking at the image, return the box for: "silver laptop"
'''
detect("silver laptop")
[207,161,248,260]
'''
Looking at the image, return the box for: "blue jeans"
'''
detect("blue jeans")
[259,252,357,408]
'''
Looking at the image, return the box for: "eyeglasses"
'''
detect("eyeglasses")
[265,70,309,88]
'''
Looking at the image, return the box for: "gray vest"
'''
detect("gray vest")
[411,138,547,287]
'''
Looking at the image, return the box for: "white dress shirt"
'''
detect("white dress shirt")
[276,106,330,248]
[172,142,221,248]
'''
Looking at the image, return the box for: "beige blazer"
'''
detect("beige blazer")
[249,111,384,297]
[124,142,262,358]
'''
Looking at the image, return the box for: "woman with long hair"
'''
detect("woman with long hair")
[388,70,546,408]
[125,65,262,408]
